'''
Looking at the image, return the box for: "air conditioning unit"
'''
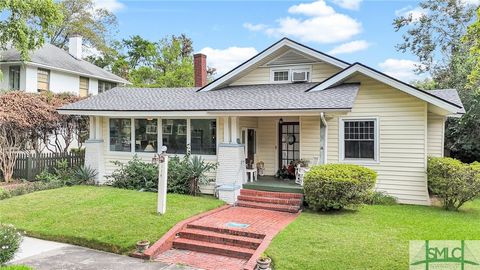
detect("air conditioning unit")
[292,71,309,82]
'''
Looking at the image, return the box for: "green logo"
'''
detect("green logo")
[410,240,480,270]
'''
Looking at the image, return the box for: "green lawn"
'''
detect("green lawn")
[266,200,480,270]
[0,186,224,254]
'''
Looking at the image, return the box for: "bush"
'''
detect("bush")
[0,181,64,201]
[365,191,397,205]
[73,166,97,185]
[0,224,22,265]
[0,266,32,270]
[303,164,377,211]
[107,155,158,192]
[168,155,217,196]
[427,157,480,211]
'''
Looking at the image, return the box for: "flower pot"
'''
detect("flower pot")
[256,257,271,270]
[136,240,150,253]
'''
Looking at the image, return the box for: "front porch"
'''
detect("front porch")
[242,175,303,194]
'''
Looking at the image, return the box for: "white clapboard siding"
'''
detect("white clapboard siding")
[300,116,321,163]
[326,74,431,205]
[427,113,445,157]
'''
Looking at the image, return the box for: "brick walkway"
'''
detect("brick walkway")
[154,206,299,270]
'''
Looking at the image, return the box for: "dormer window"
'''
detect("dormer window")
[273,70,289,82]
[270,66,311,83]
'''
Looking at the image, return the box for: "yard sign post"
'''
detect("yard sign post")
[153,146,168,214]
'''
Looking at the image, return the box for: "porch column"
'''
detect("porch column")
[88,116,95,140]
[215,116,245,204]
[85,116,105,184]
[223,116,230,143]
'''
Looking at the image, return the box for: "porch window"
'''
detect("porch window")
[9,66,20,90]
[135,119,158,152]
[191,119,216,155]
[341,119,377,160]
[109,118,131,152]
[162,119,187,154]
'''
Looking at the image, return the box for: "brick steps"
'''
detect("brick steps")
[178,228,262,249]
[239,189,303,199]
[237,200,300,213]
[237,189,303,213]
[172,238,255,259]
[237,195,302,206]
[187,224,265,239]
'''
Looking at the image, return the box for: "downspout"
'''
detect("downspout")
[320,112,328,164]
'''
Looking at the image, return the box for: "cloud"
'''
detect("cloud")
[395,6,426,21]
[243,23,267,32]
[328,40,369,55]
[244,0,361,44]
[378,58,424,82]
[331,0,362,10]
[199,47,258,76]
[93,0,125,12]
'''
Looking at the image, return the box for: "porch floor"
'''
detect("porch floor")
[242,176,303,194]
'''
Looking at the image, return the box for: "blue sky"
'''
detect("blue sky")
[96,0,437,80]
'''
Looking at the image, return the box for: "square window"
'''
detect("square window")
[342,120,376,160]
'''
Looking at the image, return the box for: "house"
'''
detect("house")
[58,38,464,205]
[0,36,129,96]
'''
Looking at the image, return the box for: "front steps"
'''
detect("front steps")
[172,223,264,259]
[236,189,303,213]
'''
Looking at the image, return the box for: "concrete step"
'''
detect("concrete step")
[240,189,303,200]
[178,228,262,249]
[172,238,255,259]
[237,195,302,206]
[236,200,301,213]
[186,224,266,239]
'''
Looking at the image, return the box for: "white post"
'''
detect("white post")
[231,116,238,144]
[94,116,102,140]
[157,155,168,214]
[89,116,95,140]
[223,116,230,143]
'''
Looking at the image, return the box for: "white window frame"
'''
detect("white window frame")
[107,116,218,159]
[269,65,312,83]
[339,117,379,164]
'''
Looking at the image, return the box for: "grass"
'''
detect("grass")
[0,186,224,254]
[266,200,480,270]
[0,266,32,270]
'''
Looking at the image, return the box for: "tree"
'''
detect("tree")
[394,0,480,162]
[463,8,480,88]
[0,0,62,60]
[49,0,118,55]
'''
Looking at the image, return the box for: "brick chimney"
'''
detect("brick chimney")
[194,53,207,87]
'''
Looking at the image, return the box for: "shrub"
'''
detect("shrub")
[0,181,63,201]
[73,166,97,185]
[0,224,22,265]
[303,164,377,211]
[167,156,191,194]
[427,157,480,211]
[0,266,32,270]
[107,155,158,192]
[365,191,397,205]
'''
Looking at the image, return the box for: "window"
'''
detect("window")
[342,119,376,160]
[37,69,50,92]
[109,118,131,152]
[162,119,187,154]
[79,77,89,97]
[273,71,289,82]
[9,66,20,90]
[191,119,216,155]
[98,80,117,93]
[135,119,158,152]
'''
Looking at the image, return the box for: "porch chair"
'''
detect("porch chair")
[295,156,320,186]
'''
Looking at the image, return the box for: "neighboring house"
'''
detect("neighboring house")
[0,36,129,96]
[59,38,464,205]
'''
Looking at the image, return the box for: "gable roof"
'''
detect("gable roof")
[308,62,464,114]
[0,44,130,84]
[59,83,359,113]
[198,37,350,92]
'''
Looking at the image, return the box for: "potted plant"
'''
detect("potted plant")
[136,240,150,253]
[256,254,272,270]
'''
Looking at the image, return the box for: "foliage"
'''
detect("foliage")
[265,199,480,269]
[0,0,62,60]
[74,166,97,185]
[427,157,480,210]
[303,164,377,211]
[0,186,224,254]
[0,224,22,265]
[394,0,480,162]
[35,160,95,186]
[364,191,398,205]
[50,0,118,55]
[0,266,32,270]
[463,8,480,87]
[187,155,217,196]
[107,155,158,192]
[167,156,190,194]
[0,181,64,200]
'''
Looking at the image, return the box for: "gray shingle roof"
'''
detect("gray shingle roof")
[0,44,129,84]
[59,83,360,112]
[429,89,465,114]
